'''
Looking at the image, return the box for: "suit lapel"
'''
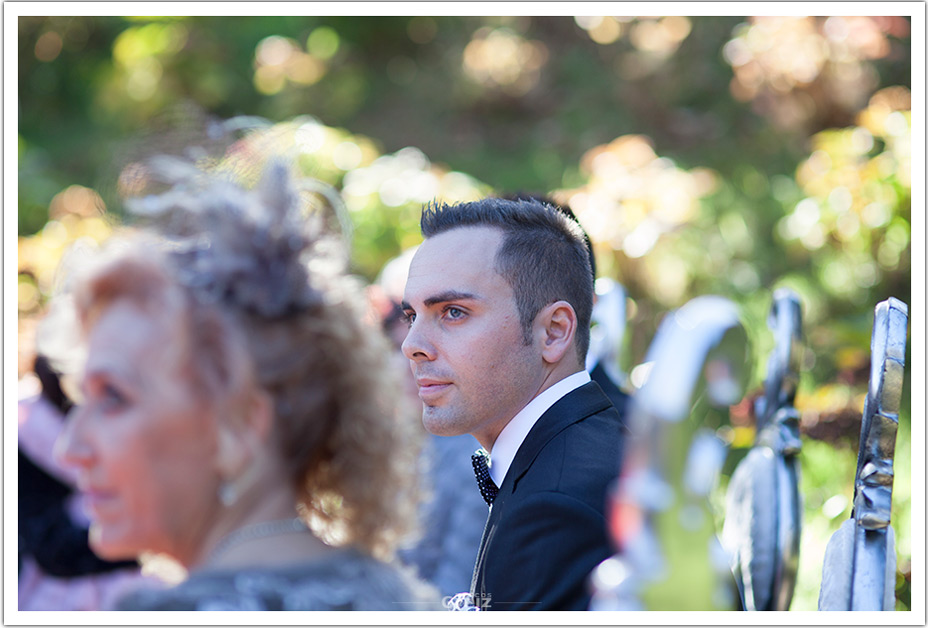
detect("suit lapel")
[471,502,495,600]
[471,381,613,600]
[499,381,612,494]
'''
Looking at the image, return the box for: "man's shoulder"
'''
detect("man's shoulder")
[549,406,623,473]
[555,381,628,440]
[589,368,632,419]
[513,407,622,503]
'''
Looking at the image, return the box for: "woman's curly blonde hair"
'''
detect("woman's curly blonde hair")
[55,156,423,562]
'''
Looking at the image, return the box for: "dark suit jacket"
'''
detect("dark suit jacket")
[590,361,629,421]
[471,380,629,610]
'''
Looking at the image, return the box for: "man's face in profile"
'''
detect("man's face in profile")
[401,226,542,447]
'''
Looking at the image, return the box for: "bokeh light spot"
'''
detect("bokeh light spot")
[18,278,40,312]
[408,17,438,44]
[286,54,325,85]
[574,16,603,31]
[256,35,294,67]
[307,26,340,60]
[254,65,286,94]
[332,141,363,171]
[295,121,326,153]
[35,31,63,62]
[126,57,163,100]
[462,27,548,95]
[589,17,623,45]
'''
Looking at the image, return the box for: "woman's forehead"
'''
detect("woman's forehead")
[85,301,178,372]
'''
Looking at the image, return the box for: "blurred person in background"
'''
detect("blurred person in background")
[370,248,486,600]
[47,157,441,611]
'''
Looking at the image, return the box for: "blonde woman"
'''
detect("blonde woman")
[49,159,440,610]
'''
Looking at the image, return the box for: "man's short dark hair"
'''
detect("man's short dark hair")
[420,197,594,364]
[501,192,596,280]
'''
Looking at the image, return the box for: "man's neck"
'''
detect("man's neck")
[475,364,582,452]
[534,363,583,404]
[483,370,591,487]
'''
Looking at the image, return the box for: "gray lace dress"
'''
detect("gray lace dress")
[114,547,443,611]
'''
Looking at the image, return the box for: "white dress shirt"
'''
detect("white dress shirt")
[487,370,591,488]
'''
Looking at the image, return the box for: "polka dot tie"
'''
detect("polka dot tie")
[471,448,499,506]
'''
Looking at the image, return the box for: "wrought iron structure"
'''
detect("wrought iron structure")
[589,295,751,610]
[721,288,803,610]
[818,297,908,611]
[586,277,628,387]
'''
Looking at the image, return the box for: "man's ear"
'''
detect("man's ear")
[536,300,578,364]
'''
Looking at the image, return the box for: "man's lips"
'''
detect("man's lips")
[416,378,452,401]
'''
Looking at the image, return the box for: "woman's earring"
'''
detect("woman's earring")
[218,463,258,507]
[218,481,239,507]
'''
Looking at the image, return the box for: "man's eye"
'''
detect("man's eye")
[403,311,416,326]
[445,307,465,320]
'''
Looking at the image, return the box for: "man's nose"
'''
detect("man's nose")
[402,318,436,362]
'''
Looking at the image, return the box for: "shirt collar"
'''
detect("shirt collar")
[487,370,591,488]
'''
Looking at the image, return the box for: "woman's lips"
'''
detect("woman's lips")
[80,489,117,517]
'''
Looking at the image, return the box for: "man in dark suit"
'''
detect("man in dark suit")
[401,197,628,610]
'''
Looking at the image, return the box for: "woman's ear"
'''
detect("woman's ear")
[214,389,275,507]
[215,389,274,481]
[246,388,275,443]
[536,300,578,365]
[215,423,248,481]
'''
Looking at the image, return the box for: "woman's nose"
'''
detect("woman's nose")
[53,406,94,473]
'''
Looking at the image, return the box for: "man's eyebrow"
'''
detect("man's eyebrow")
[402,290,480,311]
